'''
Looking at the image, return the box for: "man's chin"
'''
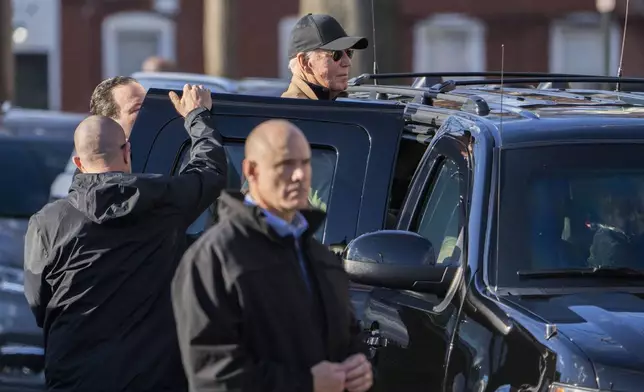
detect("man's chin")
[332,81,348,92]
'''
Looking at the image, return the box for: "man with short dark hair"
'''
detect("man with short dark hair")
[89,76,146,139]
[172,119,373,392]
[24,84,228,392]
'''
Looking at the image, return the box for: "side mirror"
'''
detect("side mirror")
[342,230,457,295]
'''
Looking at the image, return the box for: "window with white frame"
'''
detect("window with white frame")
[278,15,299,79]
[549,13,620,76]
[102,11,176,78]
[12,0,61,110]
[413,14,486,76]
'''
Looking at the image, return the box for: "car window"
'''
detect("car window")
[174,141,337,239]
[413,158,463,266]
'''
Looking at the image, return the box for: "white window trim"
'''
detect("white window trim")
[549,13,620,75]
[12,0,61,110]
[101,11,176,78]
[412,13,486,74]
[278,15,299,80]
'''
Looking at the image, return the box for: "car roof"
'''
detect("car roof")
[347,73,644,147]
[449,86,644,146]
[2,107,85,121]
[0,131,73,143]
[131,71,238,93]
[0,108,84,138]
[235,78,290,97]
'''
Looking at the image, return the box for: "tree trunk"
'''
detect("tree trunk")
[298,0,399,78]
[203,0,237,77]
[0,0,13,104]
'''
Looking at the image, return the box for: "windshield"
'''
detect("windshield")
[496,142,644,287]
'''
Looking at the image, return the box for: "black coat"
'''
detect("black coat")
[23,108,228,391]
[171,191,365,392]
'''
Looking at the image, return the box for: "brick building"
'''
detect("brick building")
[11,0,644,113]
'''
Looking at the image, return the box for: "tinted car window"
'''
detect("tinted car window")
[175,142,337,239]
[413,159,463,265]
[498,143,644,286]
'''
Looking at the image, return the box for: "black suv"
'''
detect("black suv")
[120,74,644,391]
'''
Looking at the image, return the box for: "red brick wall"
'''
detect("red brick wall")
[61,0,151,113]
[176,0,204,74]
[60,0,201,113]
[485,15,550,72]
[234,0,299,78]
[59,0,644,112]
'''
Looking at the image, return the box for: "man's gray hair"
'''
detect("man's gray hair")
[288,51,316,74]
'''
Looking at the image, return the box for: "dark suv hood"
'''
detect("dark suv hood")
[511,292,644,391]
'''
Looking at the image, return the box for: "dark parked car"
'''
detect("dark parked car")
[0,114,77,391]
[13,73,644,391]
[127,73,644,392]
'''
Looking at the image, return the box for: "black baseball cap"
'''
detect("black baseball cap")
[288,14,369,59]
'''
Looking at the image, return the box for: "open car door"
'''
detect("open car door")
[129,90,405,246]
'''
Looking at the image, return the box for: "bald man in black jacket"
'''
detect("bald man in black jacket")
[23,85,227,392]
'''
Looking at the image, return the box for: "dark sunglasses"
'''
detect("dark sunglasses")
[329,49,354,62]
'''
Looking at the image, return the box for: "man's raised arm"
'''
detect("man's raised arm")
[163,84,228,225]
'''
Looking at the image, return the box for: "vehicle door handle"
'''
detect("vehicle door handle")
[365,329,388,348]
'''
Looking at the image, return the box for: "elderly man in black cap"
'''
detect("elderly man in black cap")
[283,13,368,100]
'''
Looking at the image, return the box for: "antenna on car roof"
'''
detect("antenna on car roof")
[370,0,378,85]
[494,44,506,291]
[616,0,631,92]
[499,44,505,134]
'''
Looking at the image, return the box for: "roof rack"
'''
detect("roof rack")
[349,76,644,121]
[347,85,491,116]
[449,76,644,87]
[349,72,608,86]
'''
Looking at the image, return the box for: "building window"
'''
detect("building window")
[278,15,299,80]
[11,0,61,110]
[549,13,620,76]
[102,11,176,78]
[14,53,48,109]
[412,14,486,76]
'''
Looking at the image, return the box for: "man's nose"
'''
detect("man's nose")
[292,166,305,181]
[340,52,352,67]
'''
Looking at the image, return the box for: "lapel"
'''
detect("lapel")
[283,77,350,101]
[291,77,319,100]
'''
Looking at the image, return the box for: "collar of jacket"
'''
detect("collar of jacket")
[217,190,326,244]
[69,171,160,223]
[243,194,309,238]
[287,77,349,100]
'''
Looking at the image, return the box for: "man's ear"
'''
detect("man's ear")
[123,141,131,165]
[296,52,311,73]
[72,156,84,172]
[242,159,256,182]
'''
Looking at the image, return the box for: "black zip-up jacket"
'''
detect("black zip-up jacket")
[23,108,227,392]
[171,191,365,392]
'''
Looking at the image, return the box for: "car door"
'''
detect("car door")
[129,89,405,245]
[360,132,471,392]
